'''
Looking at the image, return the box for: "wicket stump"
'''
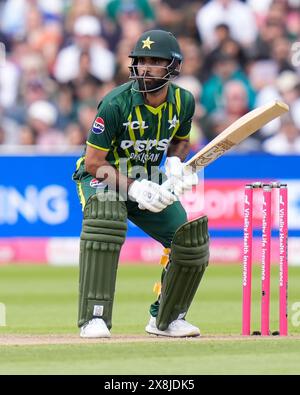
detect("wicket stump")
[242,182,288,336]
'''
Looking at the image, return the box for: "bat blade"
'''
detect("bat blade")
[186,101,289,171]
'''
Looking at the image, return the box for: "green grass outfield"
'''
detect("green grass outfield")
[0,263,300,375]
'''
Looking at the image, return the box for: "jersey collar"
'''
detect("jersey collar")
[131,82,176,107]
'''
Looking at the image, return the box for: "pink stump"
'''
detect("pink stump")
[242,185,253,335]
[261,184,272,336]
[279,185,288,336]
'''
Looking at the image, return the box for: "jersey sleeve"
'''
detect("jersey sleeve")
[86,100,119,152]
[174,91,195,140]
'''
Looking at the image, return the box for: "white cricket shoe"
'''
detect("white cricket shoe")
[80,318,111,338]
[145,316,200,337]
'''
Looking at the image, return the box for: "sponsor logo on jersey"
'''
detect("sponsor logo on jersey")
[120,138,170,152]
[122,121,149,130]
[92,117,105,134]
[90,178,106,188]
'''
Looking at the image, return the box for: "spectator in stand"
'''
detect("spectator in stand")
[246,0,273,27]
[278,72,300,135]
[55,83,77,130]
[68,49,103,107]
[103,2,151,52]
[0,0,299,154]
[175,75,206,150]
[218,38,248,69]
[72,75,103,106]
[65,123,86,147]
[196,0,258,50]
[117,14,144,47]
[53,15,115,83]
[0,0,29,38]
[0,55,19,110]
[262,113,300,154]
[213,23,231,44]
[154,0,200,40]
[106,0,155,27]
[207,80,261,151]
[251,16,286,60]
[152,0,182,33]
[0,28,11,53]
[201,53,256,114]
[27,100,66,151]
[24,4,63,74]
[0,107,20,145]
[219,80,249,120]
[64,0,99,36]
[111,12,145,84]
[0,125,5,145]
[277,72,300,108]
[6,53,57,124]
[177,36,205,81]
[114,38,136,85]
[97,80,117,102]
[271,36,296,73]
[286,7,300,41]
[77,102,99,136]
[203,24,248,80]
[19,125,37,146]
[37,0,65,20]
[0,0,64,44]
[248,59,279,93]
[255,71,300,139]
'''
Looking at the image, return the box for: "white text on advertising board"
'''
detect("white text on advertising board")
[0,185,69,225]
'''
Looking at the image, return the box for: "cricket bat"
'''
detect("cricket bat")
[186,100,289,172]
[140,101,288,207]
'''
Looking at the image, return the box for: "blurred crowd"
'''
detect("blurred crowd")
[0,0,300,154]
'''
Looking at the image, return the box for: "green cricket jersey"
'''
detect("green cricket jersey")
[79,80,195,178]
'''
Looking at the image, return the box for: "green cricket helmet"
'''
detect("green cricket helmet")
[129,30,183,93]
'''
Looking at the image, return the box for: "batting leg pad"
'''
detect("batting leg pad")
[78,194,127,329]
[156,216,210,330]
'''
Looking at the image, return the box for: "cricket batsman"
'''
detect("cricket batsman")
[73,29,210,338]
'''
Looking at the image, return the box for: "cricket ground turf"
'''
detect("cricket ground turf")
[0,264,299,375]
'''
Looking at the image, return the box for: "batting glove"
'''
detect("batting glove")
[128,179,177,212]
[165,156,198,197]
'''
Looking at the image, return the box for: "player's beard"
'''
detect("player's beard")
[138,76,168,93]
